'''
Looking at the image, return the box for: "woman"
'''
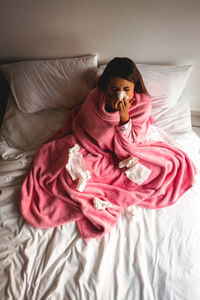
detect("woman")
[99,57,148,124]
[98,57,151,145]
[20,57,197,240]
[72,57,153,154]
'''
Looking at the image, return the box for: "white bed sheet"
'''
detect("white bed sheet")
[1,99,200,300]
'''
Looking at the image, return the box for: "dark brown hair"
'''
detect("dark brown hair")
[98,57,148,95]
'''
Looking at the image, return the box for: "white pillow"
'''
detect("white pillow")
[137,64,192,110]
[0,54,98,113]
[1,94,69,151]
[97,63,192,110]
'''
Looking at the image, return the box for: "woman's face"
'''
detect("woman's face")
[106,76,135,100]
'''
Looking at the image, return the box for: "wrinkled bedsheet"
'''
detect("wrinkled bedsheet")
[1,120,200,299]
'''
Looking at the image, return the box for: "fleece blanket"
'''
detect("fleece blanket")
[20,88,197,239]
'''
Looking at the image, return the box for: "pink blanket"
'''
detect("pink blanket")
[20,88,197,239]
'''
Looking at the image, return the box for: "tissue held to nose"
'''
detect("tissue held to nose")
[117,91,129,102]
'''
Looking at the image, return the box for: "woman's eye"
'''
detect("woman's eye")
[112,88,118,92]
[124,88,130,92]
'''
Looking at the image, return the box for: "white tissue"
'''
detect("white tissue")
[125,163,151,185]
[76,178,87,192]
[119,157,138,169]
[125,205,137,221]
[117,91,129,102]
[66,144,91,192]
[93,197,112,210]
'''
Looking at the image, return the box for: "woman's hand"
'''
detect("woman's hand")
[119,96,135,125]
[107,95,135,125]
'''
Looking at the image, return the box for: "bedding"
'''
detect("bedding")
[0,54,98,113]
[1,57,200,299]
[20,88,196,240]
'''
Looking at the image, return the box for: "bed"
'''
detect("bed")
[0,54,200,300]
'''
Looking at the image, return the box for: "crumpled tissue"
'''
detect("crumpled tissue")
[93,197,112,210]
[66,144,91,192]
[119,156,138,169]
[125,163,151,185]
[117,91,129,102]
[119,156,151,185]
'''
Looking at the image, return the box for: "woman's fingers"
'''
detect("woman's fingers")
[119,99,126,111]
[118,102,123,109]
[119,96,134,112]
[108,95,134,110]
[122,97,130,109]
[123,97,135,108]
[129,98,135,104]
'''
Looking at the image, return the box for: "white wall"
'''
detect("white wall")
[0,0,200,110]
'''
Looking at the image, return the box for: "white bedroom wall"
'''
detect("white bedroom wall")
[0,0,200,111]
